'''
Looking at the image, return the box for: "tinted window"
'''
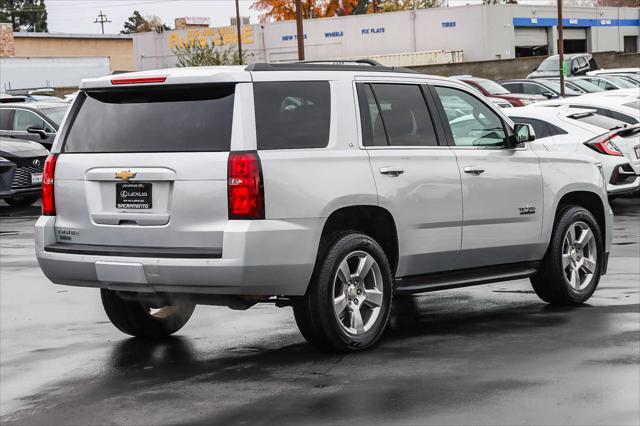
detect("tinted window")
[367,84,438,147]
[356,84,387,146]
[568,105,638,125]
[569,112,627,130]
[63,85,235,153]
[510,117,551,139]
[254,81,330,150]
[521,83,547,95]
[501,83,522,93]
[435,86,506,147]
[0,108,13,130]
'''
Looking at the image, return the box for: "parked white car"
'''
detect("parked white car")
[504,106,640,197]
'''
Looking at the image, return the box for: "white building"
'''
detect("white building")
[133,4,639,70]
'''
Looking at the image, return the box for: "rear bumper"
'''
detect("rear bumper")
[35,216,323,296]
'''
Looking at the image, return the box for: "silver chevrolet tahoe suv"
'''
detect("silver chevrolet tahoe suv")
[36,62,613,352]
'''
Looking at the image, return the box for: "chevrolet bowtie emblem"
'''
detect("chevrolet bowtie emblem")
[115,170,137,181]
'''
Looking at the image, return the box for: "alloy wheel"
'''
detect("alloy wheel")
[562,221,597,291]
[332,250,384,335]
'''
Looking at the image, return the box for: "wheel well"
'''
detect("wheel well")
[557,191,606,243]
[320,206,399,273]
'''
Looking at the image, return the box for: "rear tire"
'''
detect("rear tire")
[4,195,39,207]
[292,232,393,353]
[531,206,603,305]
[101,289,195,338]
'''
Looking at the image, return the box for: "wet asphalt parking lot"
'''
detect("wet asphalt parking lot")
[0,198,638,426]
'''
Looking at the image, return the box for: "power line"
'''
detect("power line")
[93,10,111,34]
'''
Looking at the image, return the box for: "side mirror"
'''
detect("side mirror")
[542,92,556,99]
[26,126,48,139]
[509,123,536,147]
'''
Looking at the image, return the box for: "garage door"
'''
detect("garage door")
[515,27,548,46]
[563,28,587,40]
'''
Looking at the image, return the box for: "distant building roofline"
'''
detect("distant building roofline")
[13,32,132,40]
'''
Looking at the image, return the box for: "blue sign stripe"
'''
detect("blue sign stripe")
[513,17,640,27]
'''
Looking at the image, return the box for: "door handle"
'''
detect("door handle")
[379,167,404,177]
[463,166,485,175]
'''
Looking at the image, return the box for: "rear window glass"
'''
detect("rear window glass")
[569,113,626,130]
[253,81,330,150]
[62,84,235,153]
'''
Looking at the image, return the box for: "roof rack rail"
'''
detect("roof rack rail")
[245,61,417,74]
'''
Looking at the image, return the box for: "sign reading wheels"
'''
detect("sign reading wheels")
[116,182,152,210]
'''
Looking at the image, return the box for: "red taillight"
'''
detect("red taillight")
[584,133,623,156]
[227,152,264,219]
[111,76,167,85]
[42,154,58,216]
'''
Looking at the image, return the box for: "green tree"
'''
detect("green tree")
[172,42,246,67]
[0,0,48,32]
[121,10,170,34]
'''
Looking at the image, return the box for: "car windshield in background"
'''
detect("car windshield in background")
[475,79,511,95]
[569,79,604,92]
[42,106,69,127]
[603,76,637,88]
[62,84,235,153]
[542,80,579,95]
[569,112,627,130]
[538,58,569,72]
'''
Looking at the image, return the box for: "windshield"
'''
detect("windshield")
[603,76,637,88]
[42,106,69,127]
[541,80,579,95]
[569,113,627,130]
[569,79,604,92]
[474,79,510,95]
[537,58,570,72]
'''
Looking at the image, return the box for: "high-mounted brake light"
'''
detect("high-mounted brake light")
[584,133,623,157]
[111,76,167,85]
[227,152,264,220]
[42,154,58,216]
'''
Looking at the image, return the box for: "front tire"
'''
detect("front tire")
[531,206,603,305]
[292,232,393,353]
[101,289,195,338]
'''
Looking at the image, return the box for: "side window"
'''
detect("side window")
[0,109,12,130]
[368,83,438,147]
[356,84,388,146]
[510,117,551,139]
[547,122,568,136]
[253,81,331,150]
[12,110,46,131]
[577,57,588,68]
[502,83,522,93]
[434,86,506,147]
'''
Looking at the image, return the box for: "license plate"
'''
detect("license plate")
[116,182,152,209]
[635,145,640,160]
[31,173,43,185]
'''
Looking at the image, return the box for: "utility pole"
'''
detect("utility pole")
[557,0,565,97]
[94,10,111,35]
[234,0,243,64]
[295,0,305,60]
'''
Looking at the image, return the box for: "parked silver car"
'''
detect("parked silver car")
[36,64,612,352]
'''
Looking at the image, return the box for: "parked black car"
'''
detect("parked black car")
[0,102,69,149]
[0,137,48,207]
[527,53,597,79]
[499,79,581,99]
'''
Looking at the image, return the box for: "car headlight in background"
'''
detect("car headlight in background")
[0,156,10,162]
[520,99,535,105]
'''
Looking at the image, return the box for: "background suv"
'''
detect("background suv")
[36,64,612,353]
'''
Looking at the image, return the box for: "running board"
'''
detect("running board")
[395,261,540,295]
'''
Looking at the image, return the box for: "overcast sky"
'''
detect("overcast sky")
[46,0,554,34]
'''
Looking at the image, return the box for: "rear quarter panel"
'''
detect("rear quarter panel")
[536,151,612,255]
